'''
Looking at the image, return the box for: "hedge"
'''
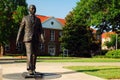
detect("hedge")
[105,49,120,58]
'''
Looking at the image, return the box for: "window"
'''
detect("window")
[50,30,55,41]
[51,21,54,25]
[48,45,55,56]
[39,43,45,51]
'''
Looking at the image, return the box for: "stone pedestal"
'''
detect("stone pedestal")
[22,72,61,79]
[0,65,2,80]
[22,72,43,79]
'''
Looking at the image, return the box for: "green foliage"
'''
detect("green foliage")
[88,0,120,32]
[104,34,116,48]
[60,10,95,55]
[60,0,101,56]
[0,0,28,44]
[13,6,28,23]
[72,0,120,34]
[61,0,120,56]
[106,49,120,58]
[104,34,120,49]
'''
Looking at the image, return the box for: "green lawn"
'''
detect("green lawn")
[65,66,120,79]
[10,56,120,62]
[37,57,120,62]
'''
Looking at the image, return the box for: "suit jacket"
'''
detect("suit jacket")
[16,15,44,43]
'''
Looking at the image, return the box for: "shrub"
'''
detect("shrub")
[105,49,120,58]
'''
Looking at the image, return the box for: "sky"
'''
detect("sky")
[26,0,80,19]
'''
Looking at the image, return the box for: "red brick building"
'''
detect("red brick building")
[37,15,65,56]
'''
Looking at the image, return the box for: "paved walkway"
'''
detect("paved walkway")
[0,58,120,80]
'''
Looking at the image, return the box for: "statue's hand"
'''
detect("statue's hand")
[41,38,45,43]
[16,41,19,47]
[40,34,45,43]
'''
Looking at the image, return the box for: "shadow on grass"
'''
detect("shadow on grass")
[58,71,78,75]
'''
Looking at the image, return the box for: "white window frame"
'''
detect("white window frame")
[50,30,55,41]
[40,43,45,51]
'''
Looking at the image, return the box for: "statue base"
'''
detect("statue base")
[22,72,44,78]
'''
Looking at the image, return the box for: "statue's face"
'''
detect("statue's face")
[29,5,36,15]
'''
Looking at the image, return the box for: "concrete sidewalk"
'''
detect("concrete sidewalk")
[1,61,117,80]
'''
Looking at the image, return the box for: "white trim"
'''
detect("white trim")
[42,17,63,30]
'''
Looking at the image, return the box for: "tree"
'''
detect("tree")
[105,34,116,49]
[105,34,120,49]
[74,0,120,53]
[61,0,120,56]
[84,0,120,52]
[86,0,120,32]
[60,2,95,57]
[0,0,28,56]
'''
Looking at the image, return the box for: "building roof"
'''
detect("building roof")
[102,32,116,38]
[56,18,66,26]
[91,28,116,39]
[36,15,65,25]
[36,15,50,23]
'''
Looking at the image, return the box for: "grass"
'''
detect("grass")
[5,56,120,62]
[36,57,120,62]
[65,66,120,79]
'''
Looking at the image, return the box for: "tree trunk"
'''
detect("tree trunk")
[0,43,5,56]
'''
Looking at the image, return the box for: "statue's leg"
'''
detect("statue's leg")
[25,42,33,74]
[31,54,37,73]
[31,41,38,73]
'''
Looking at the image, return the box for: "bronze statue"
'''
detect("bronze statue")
[16,5,45,75]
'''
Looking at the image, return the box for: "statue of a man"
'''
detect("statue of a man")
[16,4,45,75]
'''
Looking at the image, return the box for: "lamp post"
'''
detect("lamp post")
[116,30,120,50]
[116,34,117,50]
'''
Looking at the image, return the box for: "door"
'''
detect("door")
[48,46,55,56]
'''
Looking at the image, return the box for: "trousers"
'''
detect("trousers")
[25,40,39,71]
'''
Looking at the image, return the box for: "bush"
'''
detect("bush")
[105,49,120,58]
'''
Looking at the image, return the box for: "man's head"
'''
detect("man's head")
[29,5,36,15]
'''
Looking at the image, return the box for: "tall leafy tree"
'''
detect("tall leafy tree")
[61,0,120,56]
[86,0,120,32]
[60,1,94,56]
[76,0,120,53]
[0,0,28,55]
[85,0,120,52]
